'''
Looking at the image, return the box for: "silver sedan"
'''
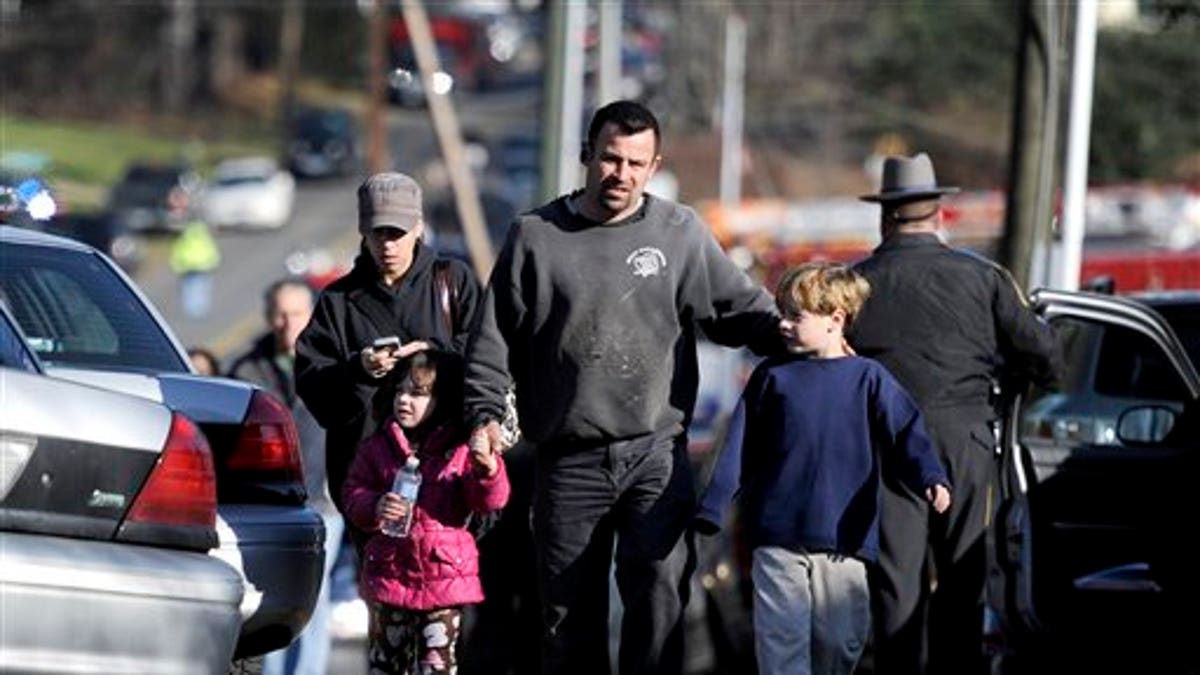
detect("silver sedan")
[0,305,245,673]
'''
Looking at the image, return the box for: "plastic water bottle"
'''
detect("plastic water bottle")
[381,456,421,538]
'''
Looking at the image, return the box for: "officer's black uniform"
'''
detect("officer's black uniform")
[850,232,1058,675]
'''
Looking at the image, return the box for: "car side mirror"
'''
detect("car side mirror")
[1116,405,1178,445]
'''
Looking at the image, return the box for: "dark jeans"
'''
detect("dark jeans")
[871,406,997,675]
[532,432,696,675]
[460,440,541,675]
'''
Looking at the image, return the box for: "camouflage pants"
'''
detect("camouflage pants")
[368,603,462,675]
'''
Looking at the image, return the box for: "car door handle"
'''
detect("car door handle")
[1073,562,1161,593]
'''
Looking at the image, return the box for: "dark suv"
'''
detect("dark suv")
[107,162,201,233]
[989,289,1200,673]
[284,106,360,179]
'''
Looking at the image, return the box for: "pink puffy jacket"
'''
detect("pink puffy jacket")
[342,419,510,611]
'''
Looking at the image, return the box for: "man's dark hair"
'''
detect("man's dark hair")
[582,100,661,162]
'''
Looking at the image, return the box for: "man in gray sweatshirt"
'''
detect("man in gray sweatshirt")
[464,100,784,675]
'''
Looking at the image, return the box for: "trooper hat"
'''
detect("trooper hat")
[358,172,423,233]
[860,153,960,203]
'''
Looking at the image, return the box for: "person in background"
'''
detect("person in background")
[463,100,786,675]
[295,172,480,537]
[342,351,510,674]
[168,192,221,321]
[697,262,951,675]
[187,346,221,376]
[228,277,342,675]
[850,153,1059,675]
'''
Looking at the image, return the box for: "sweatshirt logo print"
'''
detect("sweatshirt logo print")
[626,247,667,278]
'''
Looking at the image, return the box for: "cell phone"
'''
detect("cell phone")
[372,336,401,352]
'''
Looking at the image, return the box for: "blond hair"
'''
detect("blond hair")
[775,262,871,326]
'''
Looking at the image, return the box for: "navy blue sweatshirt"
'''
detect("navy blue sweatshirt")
[697,355,948,562]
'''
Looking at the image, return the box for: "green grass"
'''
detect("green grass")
[1,115,276,209]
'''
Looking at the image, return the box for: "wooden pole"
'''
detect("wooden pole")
[365,0,389,174]
[278,0,305,148]
[399,0,494,280]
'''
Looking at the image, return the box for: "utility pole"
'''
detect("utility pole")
[1052,0,1097,291]
[278,0,305,147]
[540,0,587,201]
[365,0,389,174]
[999,0,1062,290]
[400,0,493,280]
[719,13,746,206]
[597,0,622,107]
[162,0,196,113]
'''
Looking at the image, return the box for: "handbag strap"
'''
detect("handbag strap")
[433,258,459,334]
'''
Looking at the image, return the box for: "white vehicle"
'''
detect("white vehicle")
[203,157,296,230]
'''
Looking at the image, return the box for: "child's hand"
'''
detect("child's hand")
[376,492,409,524]
[926,484,951,514]
[470,434,499,477]
[471,420,508,456]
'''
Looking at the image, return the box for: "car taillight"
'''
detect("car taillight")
[226,390,304,485]
[127,412,217,527]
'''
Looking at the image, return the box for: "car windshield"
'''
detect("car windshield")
[215,173,270,187]
[110,167,182,205]
[293,110,351,138]
[0,243,185,372]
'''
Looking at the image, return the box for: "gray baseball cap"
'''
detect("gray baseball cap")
[357,172,423,233]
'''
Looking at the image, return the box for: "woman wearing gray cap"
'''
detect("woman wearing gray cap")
[295,172,480,525]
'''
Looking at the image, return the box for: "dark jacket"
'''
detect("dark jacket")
[464,193,783,445]
[228,333,338,517]
[850,233,1059,411]
[295,243,480,508]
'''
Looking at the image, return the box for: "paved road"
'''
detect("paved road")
[135,90,539,362]
[330,636,369,674]
[135,175,361,359]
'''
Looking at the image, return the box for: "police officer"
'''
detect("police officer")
[849,153,1059,675]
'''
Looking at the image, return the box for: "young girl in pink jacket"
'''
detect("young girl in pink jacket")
[343,351,510,674]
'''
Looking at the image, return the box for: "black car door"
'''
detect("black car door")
[998,289,1199,663]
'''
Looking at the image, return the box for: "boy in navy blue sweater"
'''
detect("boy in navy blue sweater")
[696,262,951,675]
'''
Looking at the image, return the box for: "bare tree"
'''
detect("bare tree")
[278,0,304,119]
[161,0,197,112]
